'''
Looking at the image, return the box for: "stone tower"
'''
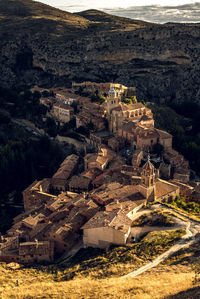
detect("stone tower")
[106,87,119,115]
[139,155,156,202]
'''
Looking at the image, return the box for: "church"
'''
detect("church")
[105,86,172,151]
[82,156,179,249]
[105,87,154,133]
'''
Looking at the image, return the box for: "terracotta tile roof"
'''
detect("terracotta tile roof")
[69,175,91,189]
[110,212,133,233]
[91,183,143,205]
[121,102,145,111]
[106,199,145,212]
[139,129,159,139]
[54,102,74,111]
[82,210,132,234]
[82,168,102,180]
[52,154,79,180]
[29,223,50,239]
[22,216,38,228]
[96,155,109,165]
[121,121,136,132]
[156,129,172,139]
[155,179,179,199]
[82,210,119,229]
[143,156,154,171]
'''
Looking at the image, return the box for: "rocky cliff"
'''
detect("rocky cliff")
[0,0,200,104]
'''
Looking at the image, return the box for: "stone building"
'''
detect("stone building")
[164,149,190,183]
[19,241,54,263]
[72,82,136,99]
[136,129,172,151]
[104,86,173,153]
[84,147,116,171]
[105,87,153,133]
[90,131,113,149]
[53,102,74,123]
[23,179,56,212]
[82,210,132,249]
[138,156,156,202]
[51,154,79,192]
[118,122,172,151]
[76,102,106,132]
[69,175,92,193]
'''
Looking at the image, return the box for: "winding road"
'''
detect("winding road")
[121,205,200,279]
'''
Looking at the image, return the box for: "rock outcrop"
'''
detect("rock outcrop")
[0,1,200,104]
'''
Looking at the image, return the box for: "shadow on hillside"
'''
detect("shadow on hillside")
[0,1,31,17]
[164,286,200,299]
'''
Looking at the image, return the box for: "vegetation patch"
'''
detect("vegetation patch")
[59,229,185,280]
[171,196,200,215]
[0,229,186,298]
[149,102,200,176]
[132,210,175,227]
[0,264,195,299]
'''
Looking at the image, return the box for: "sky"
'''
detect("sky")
[35,0,200,23]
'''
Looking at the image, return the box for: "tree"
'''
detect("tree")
[91,91,106,104]
[32,90,41,101]
[45,117,57,137]
[121,96,137,105]
[152,143,164,156]
[42,90,50,98]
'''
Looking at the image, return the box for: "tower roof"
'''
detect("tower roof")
[143,155,154,171]
[108,87,117,95]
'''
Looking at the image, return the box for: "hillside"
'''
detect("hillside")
[1,231,200,298]
[0,264,197,298]
[1,239,200,298]
[0,0,89,26]
[76,9,150,30]
[0,0,199,104]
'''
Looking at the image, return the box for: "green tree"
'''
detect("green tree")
[152,143,164,156]
[45,117,58,137]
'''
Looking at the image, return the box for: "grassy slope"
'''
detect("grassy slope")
[2,241,200,299]
[0,0,153,37]
[59,229,185,280]
[76,9,152,31]
[0,229,191,298]
[0,0,90,37]
[0,0,89,24]
[0,264,198,298]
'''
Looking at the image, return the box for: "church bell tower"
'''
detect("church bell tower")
[139,155,156,202]
[106,86,119,115]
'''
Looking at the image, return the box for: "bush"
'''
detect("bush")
[121,96,137,105]
[171,195,200,214]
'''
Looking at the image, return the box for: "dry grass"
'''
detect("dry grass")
[132,210,175,227]
[0,264,198,299]
[161,203,200,222]
[58,229,185,280]
[0,229,188,298]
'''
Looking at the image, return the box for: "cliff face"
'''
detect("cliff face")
[0,1,200,104]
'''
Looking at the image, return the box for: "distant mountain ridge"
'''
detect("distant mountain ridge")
[0,0,200,104]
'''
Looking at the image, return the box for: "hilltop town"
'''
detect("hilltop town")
[0,82,200,264]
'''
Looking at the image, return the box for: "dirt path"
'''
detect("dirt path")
[56,241,83,265]
[121,206,200,279]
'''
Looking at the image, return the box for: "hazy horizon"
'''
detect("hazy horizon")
[34,0,200,23]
